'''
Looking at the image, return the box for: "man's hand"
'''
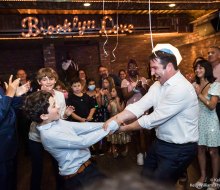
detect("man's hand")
[4,75,20,97]
[103,115,123,131]
[16,81,31,96]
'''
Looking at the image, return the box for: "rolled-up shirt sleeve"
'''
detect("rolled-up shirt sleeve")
[137,84,190,129]
[125,81,159,118]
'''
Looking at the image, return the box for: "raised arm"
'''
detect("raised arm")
[45,120,119,149]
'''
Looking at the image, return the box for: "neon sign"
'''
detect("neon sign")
[21,16,134,37]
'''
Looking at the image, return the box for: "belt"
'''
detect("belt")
[63,160,92,180]
[157,138,197,146]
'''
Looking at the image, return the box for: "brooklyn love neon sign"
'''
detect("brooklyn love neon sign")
[21,16,134,37]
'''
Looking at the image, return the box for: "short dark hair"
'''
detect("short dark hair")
[98,65,107,71]
[128,59,137,66]
[71,78,81,85]
[194,59,216,84]
[149,51,178,70]
[87,78,96,85]
[23,91,52,123]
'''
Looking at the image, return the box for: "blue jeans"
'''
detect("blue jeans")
[64,163,106,190]
[142,138,197,184]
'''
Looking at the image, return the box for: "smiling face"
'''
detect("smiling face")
[42,96,60,123]
[38,76,56,91]
[195,64,205,79]
[119,70,126,80]
[99,67,108,78]
[79,70,86,80]
[150,58,168,85]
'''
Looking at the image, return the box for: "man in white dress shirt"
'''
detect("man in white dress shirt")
[104,44,199,184]
[24,90,119,190]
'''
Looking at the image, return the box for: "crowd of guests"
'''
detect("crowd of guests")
[0,45,220,190]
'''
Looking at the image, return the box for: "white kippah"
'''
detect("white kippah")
[152,43,182,65]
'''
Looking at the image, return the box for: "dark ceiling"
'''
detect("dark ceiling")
[0,0,219,37]
[0,0,219,19]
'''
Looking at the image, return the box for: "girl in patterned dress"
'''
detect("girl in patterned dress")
[107,86,131,158]
[193,59,220,189]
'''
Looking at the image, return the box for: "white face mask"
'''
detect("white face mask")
[88,85,96,91]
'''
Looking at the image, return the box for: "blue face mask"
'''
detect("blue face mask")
[88,84,96,91]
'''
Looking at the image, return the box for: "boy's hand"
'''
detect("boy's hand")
[65,106,75,117]
[80,118,87,122]
[86,116,93,121]
[103,116,123,131]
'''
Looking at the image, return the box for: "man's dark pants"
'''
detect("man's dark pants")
[142,138,197,184]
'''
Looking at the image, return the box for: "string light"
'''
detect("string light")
[21,16,133,37]
[99,16,134,35]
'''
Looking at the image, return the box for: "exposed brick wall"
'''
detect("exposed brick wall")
[43,43,56,70]
[0,31,219,83]
[54,41,101,83]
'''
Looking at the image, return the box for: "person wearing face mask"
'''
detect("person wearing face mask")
[86,79,100,107]
[86,79,104,156]
[121,59,151,166]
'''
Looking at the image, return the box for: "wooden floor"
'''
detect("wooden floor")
[16,140,204,190]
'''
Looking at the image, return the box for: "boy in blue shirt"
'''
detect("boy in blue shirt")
[24,90,119,190]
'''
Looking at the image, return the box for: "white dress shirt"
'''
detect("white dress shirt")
[29,90,66,142]
[126,71,199,144]
[37,119,119,176]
